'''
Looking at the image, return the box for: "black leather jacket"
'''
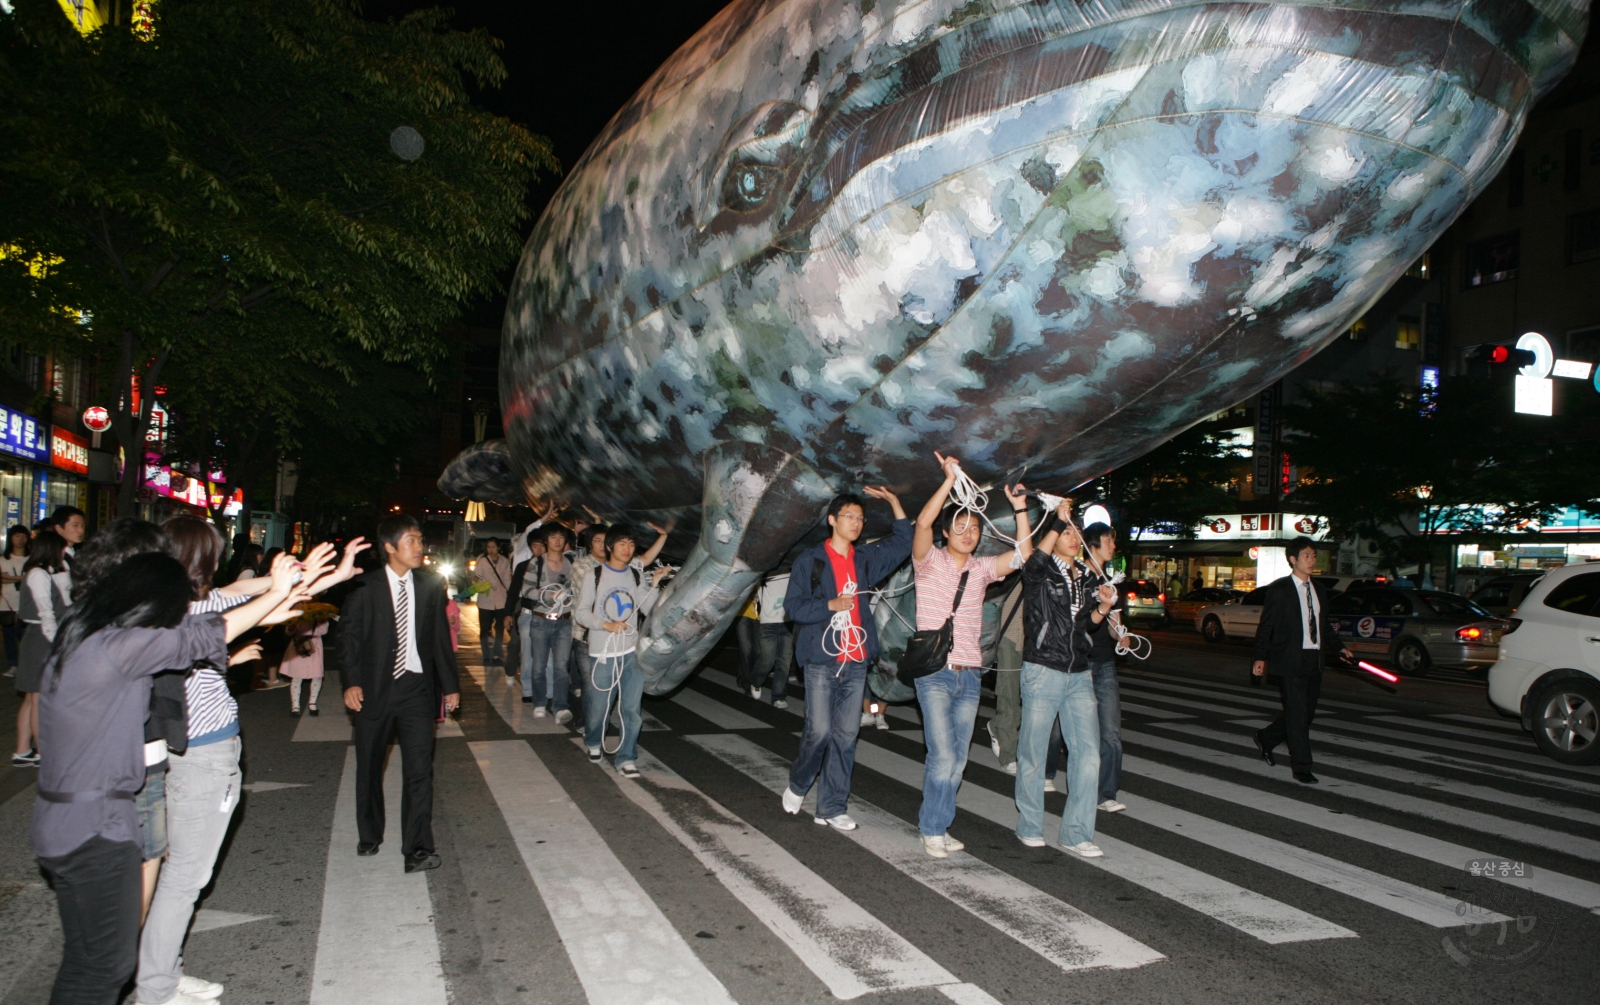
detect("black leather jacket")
[1020,551,1096,673]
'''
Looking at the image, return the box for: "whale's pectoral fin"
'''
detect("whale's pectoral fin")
[638,442,833,695]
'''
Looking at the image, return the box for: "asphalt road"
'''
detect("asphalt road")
[1,609,1596,1005]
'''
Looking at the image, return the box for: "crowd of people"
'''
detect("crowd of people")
[4,505,371,1005]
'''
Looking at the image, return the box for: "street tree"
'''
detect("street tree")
[0,0,555,512]
[1084,424,1242,540]
[1281,376,1600,580]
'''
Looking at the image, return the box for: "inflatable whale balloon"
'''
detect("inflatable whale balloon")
[442,0,1588,693]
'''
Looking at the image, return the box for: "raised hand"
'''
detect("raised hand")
[582,504,603,524]
[934,451,961,481]
[1003,481,1027,509]
[228,642,263,666]
[540,501,561,523]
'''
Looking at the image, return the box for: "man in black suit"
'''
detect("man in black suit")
[1251,536,1351,784]
[340,514,460,872]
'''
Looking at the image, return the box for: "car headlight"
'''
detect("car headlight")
[437,563,453,578]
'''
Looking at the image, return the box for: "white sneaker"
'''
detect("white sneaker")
[781,786,803,815]
[1017,834,1046,848]
[814,813,857,831]
[177,974,224,1000]
[618,761,640,779]
[772,698,788,710]
[555,709,574,725]
[873,713,889,730]
[921,835,948,859]
[532,706,548,718]
[990,735,1001,759]
[1097,799,1126,813]
[941,834,964,853]
[749,686,762,699]
[1065,841,1105,858]
[158,993,222,1005]
[1043,778,1057,793]
[1004,761,1017,776]
[859,711,875,727]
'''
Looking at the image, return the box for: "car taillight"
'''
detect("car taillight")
[1126,592,1137,600]
[1456,626,1483,642]
[1158,593,1166,602]
[1502,618,1522,635]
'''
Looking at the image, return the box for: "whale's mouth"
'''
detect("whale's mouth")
[771,1,1528,252]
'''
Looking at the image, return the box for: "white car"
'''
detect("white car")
[1486,563,1600,765]
[1196,586,1268,643]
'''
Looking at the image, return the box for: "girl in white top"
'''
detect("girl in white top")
[2,525,30,676]
[13,530,72,766]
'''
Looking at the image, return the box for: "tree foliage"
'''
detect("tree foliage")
[0,0,555,511]
[1281,376,1600,570]
[1085,424,1242,538]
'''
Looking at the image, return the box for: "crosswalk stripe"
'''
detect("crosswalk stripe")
[1119,702,1195,719]
[468,740,739,1005]
[596,743,963,999]
[1132,726,1600,861]
[1116,686,1270,718]
[1131,671,1391,712]
[1152,722,1600,829]
[1121,680,1286,713]
[844,736,1356,943]
[669,686,771,730]
[461,663,568,734]
[1286,717,1595,774]
[687,733,1166,972]
[309,749,447,1005]
[1113,793,1507,927]
[1117,744,1600,912]
[1369,714,1528,740]
[1212,721,1600,798]
[1432,713,1524,733]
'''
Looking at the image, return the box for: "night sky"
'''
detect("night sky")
[362,0,731,323]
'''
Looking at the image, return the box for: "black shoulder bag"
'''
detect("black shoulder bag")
[897,570,970,686]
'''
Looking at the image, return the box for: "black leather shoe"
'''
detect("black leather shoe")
[308,706,319,717]
[1293,771,1319,784]
[1252,731,1276,767]
[291,707,302,717]
[356,841,381,856]
[521,695,533,703]
[1248,674,1263,688]
[404,850,441,873]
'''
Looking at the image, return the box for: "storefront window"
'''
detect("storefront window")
[0,464,31,532]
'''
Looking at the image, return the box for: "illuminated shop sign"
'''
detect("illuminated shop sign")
[51,427,89,474]
[0,404,49,463]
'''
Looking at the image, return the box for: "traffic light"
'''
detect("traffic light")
[1463,342,1538,370]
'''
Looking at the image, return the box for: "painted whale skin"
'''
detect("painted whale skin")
[455,0,1588,692]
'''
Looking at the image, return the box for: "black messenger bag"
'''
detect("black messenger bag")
[896,570,970,686]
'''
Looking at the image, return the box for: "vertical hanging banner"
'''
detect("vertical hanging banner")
[1252,387,1276,498]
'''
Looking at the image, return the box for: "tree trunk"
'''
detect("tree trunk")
[111,331,169,520]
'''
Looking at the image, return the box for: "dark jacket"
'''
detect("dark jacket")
[1252,573,1338,674]
[1021,551,1096,673]
[786,519,913,668]
[336,566,459,718]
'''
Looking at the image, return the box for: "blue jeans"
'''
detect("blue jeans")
[1091,659,1122,801]
[1016,663,1100,847]
[788,661,867,818]
[748,623,792,699]
[914,667,983,837]
[584,650,642,763]
[521,613,572,710]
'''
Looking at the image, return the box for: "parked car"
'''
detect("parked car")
[1167,587,1243,626]
[1329,587,1506,675]
[1312,575,1397,594]
[1487,564,1600,765]
[1122,579,1168,627]
[1467,571,1547,618]
[1196,587,1268,643]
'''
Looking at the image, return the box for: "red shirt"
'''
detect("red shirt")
[825,542,865,663]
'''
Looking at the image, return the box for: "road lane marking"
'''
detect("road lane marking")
[844,737,1355,944]
[1432,713,1524,732]
[1255,717,1597,775]
[1152,722,1600,830]
[688,733,1163,973]
[668,686,770,730]
[309,749,446,1005]
[460,662,568,734]
[1119,702,1196,719]
[468,740,738,1005]
[596,742,960,999]
[1117,738,1600,912]
[1369,714,1527,739]
[1130,670,1391,712]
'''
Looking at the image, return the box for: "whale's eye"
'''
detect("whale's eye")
[720,157,779,211]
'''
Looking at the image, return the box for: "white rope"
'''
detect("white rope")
[821,577,868,665]
[537,583,573,615]
[944,463,1050,548]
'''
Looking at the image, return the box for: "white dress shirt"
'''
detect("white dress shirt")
[385,565,424,674]
[1292,573,1322,650]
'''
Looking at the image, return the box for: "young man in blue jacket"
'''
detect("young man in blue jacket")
[781,487,910,829]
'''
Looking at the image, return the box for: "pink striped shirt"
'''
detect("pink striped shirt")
[913,547,1001,667]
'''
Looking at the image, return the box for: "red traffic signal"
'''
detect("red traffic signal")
[1466,343,1538,368]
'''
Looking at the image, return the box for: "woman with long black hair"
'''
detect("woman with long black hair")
[31,551,308,1005]
[14,530,71,767]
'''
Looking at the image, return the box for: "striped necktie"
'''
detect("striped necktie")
[393,578,410,678]
[1304,580,1318,645]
